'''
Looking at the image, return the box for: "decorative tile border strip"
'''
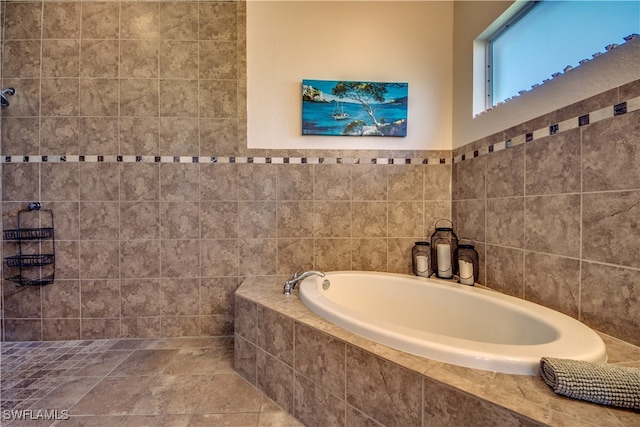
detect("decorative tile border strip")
[2,96,636,166]
[1,155,451,165]
[454,95,640,164]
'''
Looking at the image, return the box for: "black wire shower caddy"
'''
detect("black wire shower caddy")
[3,203,56,287]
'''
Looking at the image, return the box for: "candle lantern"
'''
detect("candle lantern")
[411,241,431,277]
[430,219,458,279]
[455,239,479,285]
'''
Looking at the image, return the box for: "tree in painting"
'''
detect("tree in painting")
[331,82,406,136]
[342,120,367,136]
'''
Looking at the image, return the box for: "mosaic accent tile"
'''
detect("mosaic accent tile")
[558,117,578,132]
[628,95,640,112]
[579,114,590,126]
[1,155,453,166]
[590,105,613,123]
[453,95,639,164]
[614,101,627,116]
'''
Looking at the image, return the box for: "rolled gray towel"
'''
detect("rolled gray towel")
[540,357,640,410]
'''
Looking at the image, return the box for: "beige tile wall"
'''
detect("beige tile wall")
[0,0,3,336]
[0,1,452,341]
[453,79,640,346]
[2,0,636,348]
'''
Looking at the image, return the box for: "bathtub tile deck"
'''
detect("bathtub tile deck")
[0,338,303,427]
[236,277,640,427]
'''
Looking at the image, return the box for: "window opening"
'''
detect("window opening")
[477,0,640,113]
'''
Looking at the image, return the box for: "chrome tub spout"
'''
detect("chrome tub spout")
[283,270,325,295]
[1,88,16,108]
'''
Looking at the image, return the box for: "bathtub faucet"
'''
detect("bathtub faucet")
[283,270,325,295]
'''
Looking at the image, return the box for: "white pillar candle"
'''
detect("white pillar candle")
[436,243,452,278]
[459,259,474,285]
[415,255,429,277]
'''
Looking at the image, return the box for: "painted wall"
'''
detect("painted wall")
[452,1,640,148]
[247,1,453,150]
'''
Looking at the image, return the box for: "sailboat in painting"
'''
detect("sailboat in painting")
[331,101,349,120]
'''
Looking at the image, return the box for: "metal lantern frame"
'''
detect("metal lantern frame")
[411,241,431,277]
[430,219,458,279]
[455,238,479,286]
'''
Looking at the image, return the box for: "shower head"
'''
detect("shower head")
[1,88,16,107]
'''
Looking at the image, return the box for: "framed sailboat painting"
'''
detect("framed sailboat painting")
[302,79,408,137]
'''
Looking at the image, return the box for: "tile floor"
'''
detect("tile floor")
[0,338,303,427]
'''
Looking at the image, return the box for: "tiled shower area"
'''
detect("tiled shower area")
[0,0,452,343]
[0,0,639,425]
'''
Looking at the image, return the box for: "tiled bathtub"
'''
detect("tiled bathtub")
[234,277,640,426]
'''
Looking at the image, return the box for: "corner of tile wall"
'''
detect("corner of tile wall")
[454,78,640,346]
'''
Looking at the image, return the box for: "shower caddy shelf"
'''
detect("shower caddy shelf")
[3,204,55,287]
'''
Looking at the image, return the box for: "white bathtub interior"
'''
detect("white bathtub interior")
[299,271,607,375]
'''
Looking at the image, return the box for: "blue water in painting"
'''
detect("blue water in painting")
[302,79,408,137]
[302,101,407,136]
